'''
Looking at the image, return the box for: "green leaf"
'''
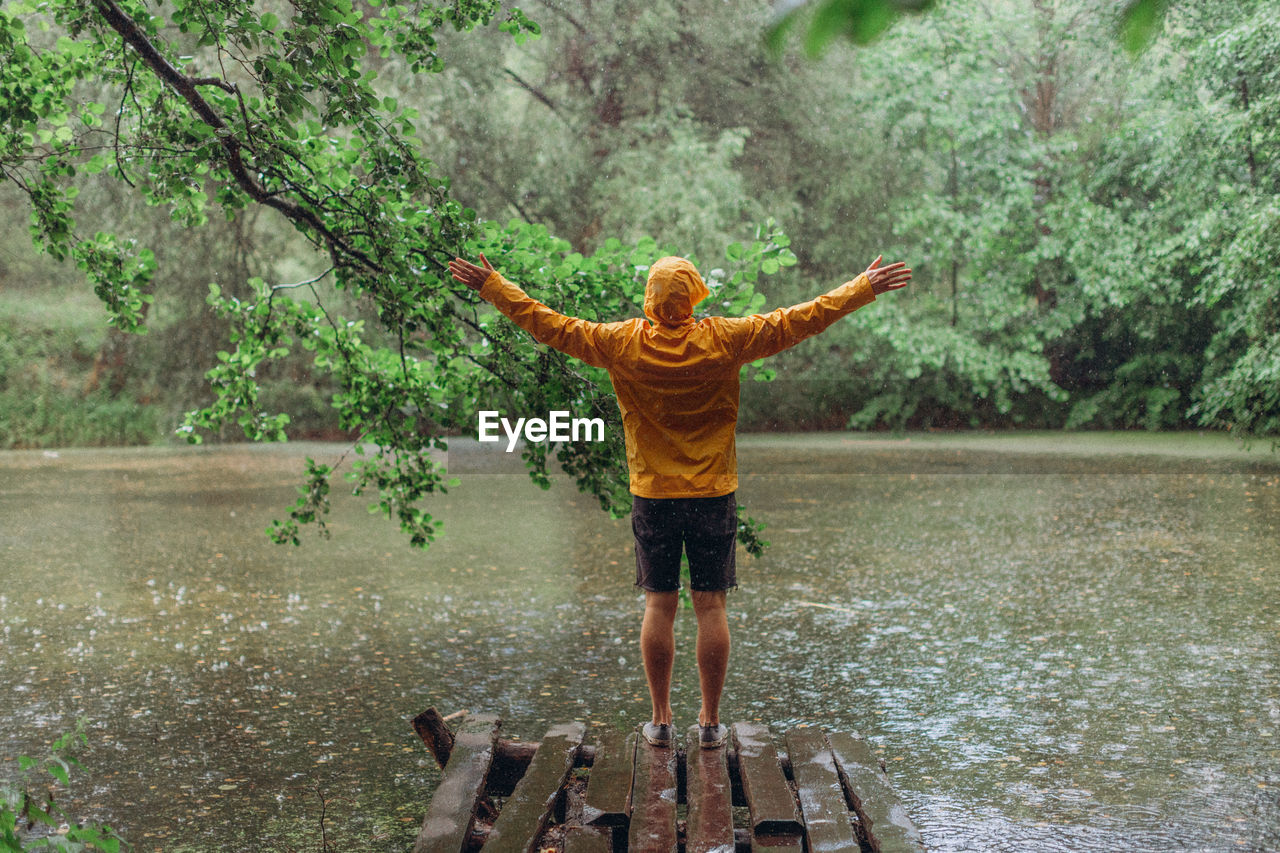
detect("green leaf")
[804,0,848,57]
[47,758,71,787]
[804,0,899,55]
[1118,0,1168,55]
[773,0,938,56]
[764,4,799,57]
[846,0,897,45]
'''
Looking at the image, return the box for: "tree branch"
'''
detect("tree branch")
[90,0,383,276]
[271,267,336,291]
[503,67,568,122]
[189,76,236,94]
[113,47,137,188]
[530,0,589,36]
[479,170,542,225]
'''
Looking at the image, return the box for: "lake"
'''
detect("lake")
[1,433,1277,851]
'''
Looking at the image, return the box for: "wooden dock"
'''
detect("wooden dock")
[409,708,925,853]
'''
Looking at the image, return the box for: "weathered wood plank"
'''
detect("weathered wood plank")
[785,727,859,853]
[485,722,586,853]
[412,714,501,853]
[582,729,637,827]
[626,734,678,853]
[563,825,612,853]
[826,732,926,853]
[684,725,735,853]
[731,722,803,846]
[410,707,544,786]
[730,828,803,851]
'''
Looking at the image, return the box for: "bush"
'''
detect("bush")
[0,302,160,449]
[0,720,127,852]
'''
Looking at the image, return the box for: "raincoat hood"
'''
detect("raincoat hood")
[644,256,710,327]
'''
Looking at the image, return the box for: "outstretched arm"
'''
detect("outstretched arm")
[449,253,615,368]
[730,255,911,364]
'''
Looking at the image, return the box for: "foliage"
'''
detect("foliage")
[766,0,938,56]
[1117,0,1170,54]
[0,721,127,852]
[0,0,792,548]
[746,0,1116,430]
[1061,0,1280,442]
[412,0,784,262]
[767,0,1172,57]
[741,0,1278,441]
[0,288,160,448]
[1,0,1277,553]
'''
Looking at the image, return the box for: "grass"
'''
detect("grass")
[0,282,162,449]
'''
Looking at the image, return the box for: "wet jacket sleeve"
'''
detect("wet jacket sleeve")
[478,271,615,368]
[727,273,876,364]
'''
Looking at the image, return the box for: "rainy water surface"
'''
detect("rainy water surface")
[1,434,1278,852]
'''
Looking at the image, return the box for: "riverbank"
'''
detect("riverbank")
[8,280,1278,454]
[8,427,1276,468]
[739,429,1278,462]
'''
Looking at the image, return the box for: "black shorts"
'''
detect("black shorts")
[631,492,738,593]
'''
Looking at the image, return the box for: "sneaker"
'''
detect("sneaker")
[698,723,728,749]
[642,721,674,748]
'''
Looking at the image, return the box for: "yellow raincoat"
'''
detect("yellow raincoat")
[478,256,876,499]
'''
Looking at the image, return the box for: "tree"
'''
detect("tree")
[1061,0,1280,439]
[411,0,782,263]
[0,0,788,548]
[745,0,1125,431]
[756,0,1278,441]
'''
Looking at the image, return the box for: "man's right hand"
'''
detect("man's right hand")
[864,255,912,295]
[449,253,496,292]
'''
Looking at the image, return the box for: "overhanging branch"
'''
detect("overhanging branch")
[90,0,383,275]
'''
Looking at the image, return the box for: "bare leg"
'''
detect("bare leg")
[640,590,679,725]
[691,589,730,726]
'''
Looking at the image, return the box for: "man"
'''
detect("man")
[449,251,910,749]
